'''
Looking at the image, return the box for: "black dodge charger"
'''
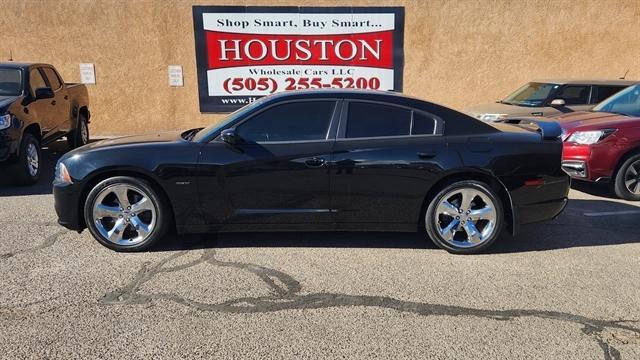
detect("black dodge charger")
[54,90,569,254]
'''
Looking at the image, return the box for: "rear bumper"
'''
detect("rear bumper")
[508,173,571,231]
[53,181,84,231]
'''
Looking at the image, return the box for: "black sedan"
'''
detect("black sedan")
[53,90,569,254]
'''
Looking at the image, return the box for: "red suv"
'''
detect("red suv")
[557,83,640,200]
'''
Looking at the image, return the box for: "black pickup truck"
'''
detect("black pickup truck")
[0,62,90,184]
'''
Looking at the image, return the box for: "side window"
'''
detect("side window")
[236,101,335,142]
[555,85,590,105]
[594,86,624,103]
[29,68,47,95]
[411,112,436,135]
[346,102,411,138]
[42,67,62,91]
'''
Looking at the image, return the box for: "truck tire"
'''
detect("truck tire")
[10,133,41,185]
[68,113,89,149]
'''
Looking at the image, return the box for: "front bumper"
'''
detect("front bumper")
[0,138,18,164]
[562,143,614,182]
[53,181,85,231]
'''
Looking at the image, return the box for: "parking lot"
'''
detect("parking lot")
[1,142,639,359]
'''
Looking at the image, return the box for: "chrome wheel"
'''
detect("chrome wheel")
[80,120,89,145]
[26,142,39,177]
[92,184,157,246]
[623,160,640,194]
[432,187,498,248]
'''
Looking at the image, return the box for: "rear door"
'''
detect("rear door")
[41,66,72,134]
[197,99,340,227]
[592,85,627,104]
[330,100,447,228]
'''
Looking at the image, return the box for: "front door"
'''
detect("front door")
[41,67,71,136]
[197,99,339,227]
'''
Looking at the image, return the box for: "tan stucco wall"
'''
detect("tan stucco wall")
[1,0,639,136]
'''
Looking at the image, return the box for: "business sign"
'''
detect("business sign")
[193,6,404,112]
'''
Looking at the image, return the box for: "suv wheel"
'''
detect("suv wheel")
[84,176,169,251]
[425,180,503,254]
[10,133,41,185]
[613,154,640,201]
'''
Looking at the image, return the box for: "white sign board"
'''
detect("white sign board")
[168,65,184,87]
[79,63,96,84]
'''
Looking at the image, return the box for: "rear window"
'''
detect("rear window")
[42,67,62,91]
[346,102,411,138]
[594,86,624,103]
[412,112,436,135]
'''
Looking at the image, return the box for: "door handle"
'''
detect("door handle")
[417,152,436,159]
[305,157,326,167]
[51,100,56,105]
[64,95,69,100]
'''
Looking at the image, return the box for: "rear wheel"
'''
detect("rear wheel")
[10,133,41,185]
[613,154,640,201]
[425,180,503,254]
[68,114,89,149]
[84,176,168,251]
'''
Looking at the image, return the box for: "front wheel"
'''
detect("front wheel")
[10,133,41,185]
[613,154,640,201]
[425,180,504,254]
[84,176,169,251]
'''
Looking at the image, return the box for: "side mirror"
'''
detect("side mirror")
[220,128,241,144]
[550,98,566,107]
[35,87,54,100]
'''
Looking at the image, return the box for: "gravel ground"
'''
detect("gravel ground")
[0,142,639,359]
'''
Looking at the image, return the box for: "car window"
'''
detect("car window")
[555,85,590,105]
[412,112,436,135]
[346,102,411,138]
[593,84,640,117]
[42,67,62,91]
[29,68,47,94]
[594,86,624,103]
[236,101,335,142]
[0,69,22,96]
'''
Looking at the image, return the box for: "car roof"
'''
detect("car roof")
[530,79,637,86]
[0,62,50,69]
[262,88,428,104]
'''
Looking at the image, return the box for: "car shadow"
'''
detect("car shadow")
[0,139,97,197]
[570,179,618,199]
[153,198,640,254]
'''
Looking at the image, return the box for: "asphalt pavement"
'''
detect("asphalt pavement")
[0,142,639,359]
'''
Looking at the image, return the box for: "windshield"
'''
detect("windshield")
[592,84,640,117]
[502,82,560,107]
[0,69,23,96]
[192,97,269,142]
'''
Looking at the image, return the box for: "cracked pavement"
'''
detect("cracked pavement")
[0,144,639,359]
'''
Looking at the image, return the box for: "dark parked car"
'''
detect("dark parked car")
[54,90,569,254]
[0,62,90,184]
[558,83,640,200]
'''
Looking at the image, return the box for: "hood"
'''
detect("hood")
[76,131,184,152]
[0,95,19,112]
[549,111,640,130]
[463,102,538,118]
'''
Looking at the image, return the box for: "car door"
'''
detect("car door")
[592,85,627,105]
[197,99,340,227]
[330,100,447,228]
[40,66,71,135]
[553,84,592,112]
[26,67,57,139]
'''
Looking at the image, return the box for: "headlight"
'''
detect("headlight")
[0,114,12,130]
[55,162,73,184]
[477,113,508,122]
[566,129,616,145]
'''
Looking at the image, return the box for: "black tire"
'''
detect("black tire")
[425,180,504,254]
[9,133,41,185]
[613,154,640,201]
[84,176,169,252]
[67,114,89,149]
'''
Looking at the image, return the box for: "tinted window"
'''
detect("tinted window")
[42,67,62,90]
[412,112,436,135]
[555,85,590,105]
[346,102,411,138]
[594,86,624,103]
[236,101,335,142]
[503,82,560,107]
[0,69,22,96]
[29,69,47,94]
